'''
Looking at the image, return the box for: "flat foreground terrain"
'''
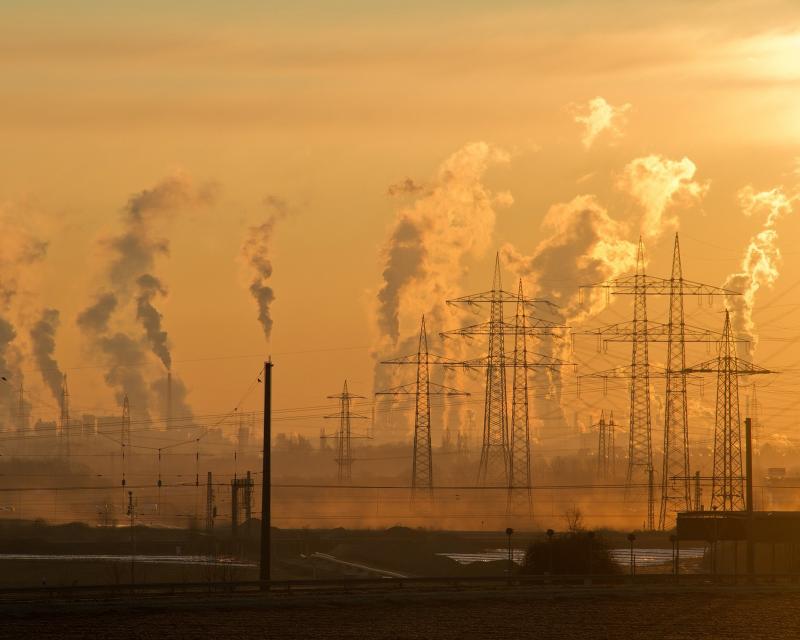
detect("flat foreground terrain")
[3,587,800,639]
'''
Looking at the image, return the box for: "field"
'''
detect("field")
[3,587,800,639]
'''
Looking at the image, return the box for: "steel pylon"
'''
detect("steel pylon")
[443,256,566,488]
[324,381,367,484]
[684,310,772,511]
[595,410,616,480]
[659,234,692,528]
[378,316,469,498]
[508,280,533,516]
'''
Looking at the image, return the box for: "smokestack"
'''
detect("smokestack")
[166,370,172,429]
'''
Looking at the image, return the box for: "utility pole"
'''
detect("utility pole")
[127,490,136,585]
[684,310,772,511]
[260,360,272,586]
[378,316,468,500]
[205,471,215,531]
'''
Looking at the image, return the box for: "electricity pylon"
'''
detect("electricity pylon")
[684,310,772,511]
[443,256,563,488]
[323,381,367,484]
[579,235,738,530]
[451,280,571,515]
[121,394,131,489]
[378,316,468,499]
[595,410,616,480]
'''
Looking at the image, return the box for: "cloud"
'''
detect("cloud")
[571,96,631,149]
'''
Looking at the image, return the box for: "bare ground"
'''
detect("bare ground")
[3,587,800,639]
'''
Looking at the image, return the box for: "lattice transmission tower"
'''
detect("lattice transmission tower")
[595,410,616,480]
[579,235,737,529]
[685,310,772,511]
[323,381,367,484]
[120,394,131,508]
[443,257,564,489]
[378,316,468,499]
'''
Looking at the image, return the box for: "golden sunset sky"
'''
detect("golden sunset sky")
[1,1,799,450]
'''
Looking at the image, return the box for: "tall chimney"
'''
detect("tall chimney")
[166,370,172,428]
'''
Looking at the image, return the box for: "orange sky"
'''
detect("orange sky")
[1,1,799,454]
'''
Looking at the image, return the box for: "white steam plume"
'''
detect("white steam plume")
[724,184,797,345]
[502,195,638,435]
[571,97,631,149]
[373,142,512,437]
[617,155,708,239]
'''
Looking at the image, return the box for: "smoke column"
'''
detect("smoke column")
[77,174,215,413]
[30,308,65,404]
[725,184,797,346]
[240,195,288,342]
[136,274,170,371]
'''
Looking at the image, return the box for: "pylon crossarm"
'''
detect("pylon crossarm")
[683,359,774,375]
[581,274,740,297]
[375,381,469,396]
[380,352,461,365]
[579,364,668,380]
[459,353,572,370]
[440,318,565,339]
[578,320,749,344]
[323,412,368,420]
[447,289,559,309]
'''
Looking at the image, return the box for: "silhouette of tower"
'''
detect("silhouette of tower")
[685,310,772,511]
[443,256,564,488]
[324,381,366,484]
[659,234,692,528]
[627,240,654,528]
[596,410,616,480]
[121,394,131,489]
[59,374,71,460]
[378,316,468,499]
[508,280,533,516]
[478,255,510,485]
[205,471,215,531]
[579,234,736,530]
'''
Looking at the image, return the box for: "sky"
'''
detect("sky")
[1,0,800,451]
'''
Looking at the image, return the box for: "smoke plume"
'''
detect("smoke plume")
[78,173,215,413]
[571,96,631,149]
[241,195,288,342]
[30,308,65,404]
[617,155,708,239]
[724,184,797,345]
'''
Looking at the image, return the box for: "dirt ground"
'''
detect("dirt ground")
[3,588,800,639]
